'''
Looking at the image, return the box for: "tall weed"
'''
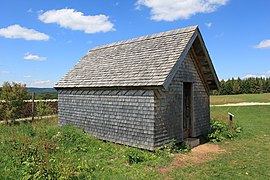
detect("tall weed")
[208,119,242,142]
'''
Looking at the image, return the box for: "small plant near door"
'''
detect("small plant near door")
[159,139,191,154]
[208,118,242,142]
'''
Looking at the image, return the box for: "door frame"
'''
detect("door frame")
[182,82,194,138]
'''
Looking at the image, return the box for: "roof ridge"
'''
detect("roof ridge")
[90,25,198,52]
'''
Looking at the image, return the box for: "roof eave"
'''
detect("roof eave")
[162,27,220,91]
[54,85,164,91]
[196,29,220,90]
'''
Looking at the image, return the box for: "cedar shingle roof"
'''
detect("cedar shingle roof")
[55,26,219,89]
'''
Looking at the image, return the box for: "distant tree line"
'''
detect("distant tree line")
[25,93,58,100]
[212,77,270,95]
[0,87,57,100]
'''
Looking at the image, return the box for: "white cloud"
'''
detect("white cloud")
[24,52,47,61]
[242,74,256,79]
[39,8,114,34]
[254,39,270,49]
[23,75,32,78]
[262,70,270,75]
[29,80,54,88]
[242,74,266,79]
[27,8,33,13]
[0,80,53,88]
[205,22,212,28]
[0,70,9,74]
[0,24,49,41]
[136,0,228,21]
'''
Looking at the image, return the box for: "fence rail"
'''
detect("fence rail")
[1,99,58,103]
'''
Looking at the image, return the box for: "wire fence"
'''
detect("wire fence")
[0,99,58,121]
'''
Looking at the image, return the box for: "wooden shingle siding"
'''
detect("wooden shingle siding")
[58,89,155,150]
[153,50,210,147]
[182,52,210,136]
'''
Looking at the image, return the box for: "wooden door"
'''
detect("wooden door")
[183,83,192,138]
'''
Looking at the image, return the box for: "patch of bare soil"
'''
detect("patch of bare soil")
[157,144,225,175]
[172,144,225,167]
[157,168,171,175]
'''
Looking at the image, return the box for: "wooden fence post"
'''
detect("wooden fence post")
[32,92,35,122]
[228,112,234,131]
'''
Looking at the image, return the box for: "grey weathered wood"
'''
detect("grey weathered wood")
[56,26,218,150]
[228,112,234,131]
[31,92,35,122]
[163,30,198,90]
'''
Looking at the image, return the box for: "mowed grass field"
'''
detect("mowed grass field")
[0,94,269,179]
[210,93,270,105]
[208,106,270,179]
[164,105,270,179]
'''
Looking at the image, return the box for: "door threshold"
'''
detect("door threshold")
[184,137,200,149]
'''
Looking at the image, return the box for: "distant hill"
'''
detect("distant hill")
[27,88,57,94]
[0,87,57,100]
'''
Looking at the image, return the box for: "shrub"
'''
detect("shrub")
[0,82,28,124]
[208,119,242,142]
[157,139,190,154]
[36,101,53,118]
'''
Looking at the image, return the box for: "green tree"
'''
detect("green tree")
[219,80,227,95]
[223,79,233,95]
[232,81,241,94]
[212,77,270,95]
[0,82,28,124]
[265,78,270,93]
[257,78,264,93]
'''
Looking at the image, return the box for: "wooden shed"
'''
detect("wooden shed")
[55,26,219,150]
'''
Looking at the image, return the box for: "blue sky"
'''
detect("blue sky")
[0,0,269,87]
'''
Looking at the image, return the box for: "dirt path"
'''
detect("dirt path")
[157,143,226,175]
[211,102,270,107]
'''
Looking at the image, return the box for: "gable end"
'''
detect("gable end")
[163,28,219,91]
[163,29,199,90]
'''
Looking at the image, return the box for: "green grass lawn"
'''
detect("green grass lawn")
[210,93,270,105]
[1,105,270,179]
[0,118,171,179]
